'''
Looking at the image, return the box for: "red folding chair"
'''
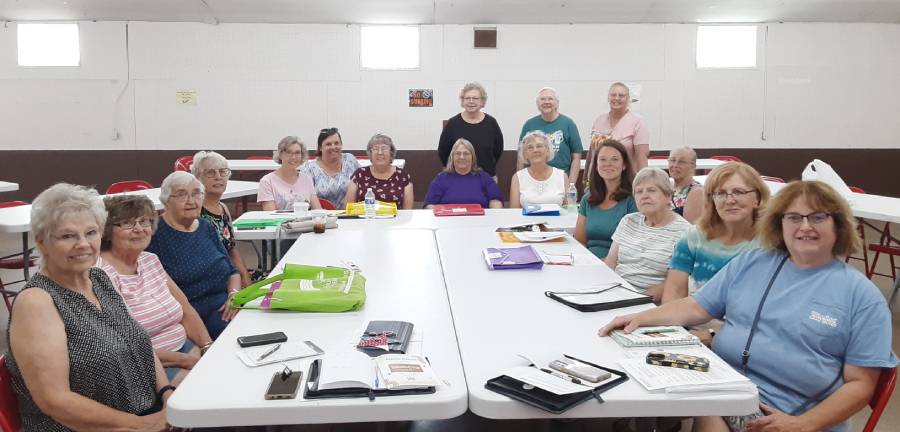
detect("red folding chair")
[862,367,897,432]
[0,201,36,313]
[0,356,21,432]
[318,198,337,210]
[843,186,871,274]
[106,180,153,194]
[648,155,667,160]
[710,155,743,162]
[868,223,900,284]
[174,155,194,172]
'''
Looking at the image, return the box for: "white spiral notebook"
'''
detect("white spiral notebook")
[609,326,700,348]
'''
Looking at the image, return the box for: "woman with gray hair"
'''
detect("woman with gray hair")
[509,131,570,208]
[604,167,691,301]
[257,135,322,211]
[192,150,251,286]
[345,133,414,209]
[147,171,240,339]
[424,138,503,209]
[5,183,170,430]
[437,82,505,177]
[668,146,704,223]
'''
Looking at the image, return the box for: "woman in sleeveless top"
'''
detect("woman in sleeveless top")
[193,150,251,287]
[509,131,570,208]
[667,146,704,223]
[6,183,169,431]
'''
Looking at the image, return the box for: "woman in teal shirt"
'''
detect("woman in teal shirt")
[575,139,637,258]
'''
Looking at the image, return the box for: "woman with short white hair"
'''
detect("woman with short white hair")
[605,167,691,301]
[437,82,505,177]
[6,183,169,430]
[192,150,251,287]
[257,135,322,211]
[668,146,704,223]
[148,171,240,339]
[509,131,570,208]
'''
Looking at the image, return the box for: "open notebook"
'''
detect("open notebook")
[304,351,439,400]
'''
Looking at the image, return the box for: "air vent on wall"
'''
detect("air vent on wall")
[474,27,497,49]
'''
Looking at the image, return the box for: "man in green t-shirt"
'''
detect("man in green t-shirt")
[517,87,583,183]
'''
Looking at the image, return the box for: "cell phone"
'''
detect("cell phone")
[264,370,303,400]
[548,358,611,383]
[237,331,288,348]
[646,351,710,372]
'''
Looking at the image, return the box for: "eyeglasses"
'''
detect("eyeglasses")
[782,212,832,226]
[370,145,392,154]
[201,168,231,179]
[462,96,482,101]
[170,190,204,202]
[667,158,693,167]
[711,189,756,202]
[320,127,339,134]
[50,229,100,246]
[113,218,153,231]
[452,151,472,158]
[282,151,305,158]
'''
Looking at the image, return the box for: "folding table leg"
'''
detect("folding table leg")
[22,232,30,280]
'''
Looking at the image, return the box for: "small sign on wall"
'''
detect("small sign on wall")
[409,89,433,107]
[176,90,197,106]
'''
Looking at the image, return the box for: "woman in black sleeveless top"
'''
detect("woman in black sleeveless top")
[5,183,169,431]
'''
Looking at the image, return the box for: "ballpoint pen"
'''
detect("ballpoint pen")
[541,368,582,385]
[257,343,282,361]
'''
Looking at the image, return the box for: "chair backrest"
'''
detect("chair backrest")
[0,356,21,432]
[648,155,668,160]
[849,186,866,194]
[863,367,897,432]
[761,176,786,183]
[318,198,337,210]
[710,155,743,162]
[246,155,271,160]
[174,155,194,172]
[106,180,153,194]
[0,201,27,210]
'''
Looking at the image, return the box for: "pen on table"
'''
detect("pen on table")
[257,343,282,361]
[540,368,582,384]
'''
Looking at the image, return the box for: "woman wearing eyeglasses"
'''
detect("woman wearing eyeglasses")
[601,181,897,432]
[300,128,361,208]
[147,171,241,339]
[99,195,213,386]
[258,135,322,211]
[192,150,251,287]
[438,82,505,178]
[345,133,414,209]
[667,146,704,223]
[6,184,169,430]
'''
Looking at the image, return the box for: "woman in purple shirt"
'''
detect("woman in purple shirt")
[424,138,504,209]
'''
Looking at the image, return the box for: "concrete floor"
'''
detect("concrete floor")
[1,223,897,432]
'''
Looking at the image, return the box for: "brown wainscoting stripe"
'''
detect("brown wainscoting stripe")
[0,149,898,203]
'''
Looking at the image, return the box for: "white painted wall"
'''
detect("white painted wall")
[0,21,898,151]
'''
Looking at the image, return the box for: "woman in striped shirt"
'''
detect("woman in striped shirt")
[605,167,691,302]
[99,194,213,385]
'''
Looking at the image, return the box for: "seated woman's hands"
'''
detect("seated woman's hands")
[746,404,810,432]
[220,295,240,321]
[597,312,643,336]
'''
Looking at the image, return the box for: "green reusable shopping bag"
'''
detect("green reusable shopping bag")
[231,264,366,312]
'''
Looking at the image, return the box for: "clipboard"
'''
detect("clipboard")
[544,285,653,312]
[484,355,627,414]
[303,358,436,401]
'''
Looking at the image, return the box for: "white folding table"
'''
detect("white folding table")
[0,181,18,193]
[167,229,468,427]
[229,158,406,171]
[434,227,759,419]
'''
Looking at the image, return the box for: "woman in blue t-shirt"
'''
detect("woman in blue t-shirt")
[574,139,637,259]
[600,181,898,432]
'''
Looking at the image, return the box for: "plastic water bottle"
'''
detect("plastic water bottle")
[566,182,578,211]
[364,188,376,218]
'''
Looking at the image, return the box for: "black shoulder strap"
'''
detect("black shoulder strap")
[741,254,790,373]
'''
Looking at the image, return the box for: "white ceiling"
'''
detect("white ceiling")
[1,0,899,24]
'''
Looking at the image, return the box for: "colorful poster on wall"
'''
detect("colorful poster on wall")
[409,89,433,107]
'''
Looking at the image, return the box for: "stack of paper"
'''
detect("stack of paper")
[618,346,755,393]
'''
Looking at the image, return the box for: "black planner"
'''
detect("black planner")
[357,320,414,357]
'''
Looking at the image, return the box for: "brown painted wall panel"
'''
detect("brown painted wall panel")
[1,149,898,203]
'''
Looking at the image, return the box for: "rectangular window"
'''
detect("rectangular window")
[696,25,757,69]
[17,23,80,67]
[360,26,419,70]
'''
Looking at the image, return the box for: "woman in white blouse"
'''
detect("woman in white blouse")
[509,131,570,208]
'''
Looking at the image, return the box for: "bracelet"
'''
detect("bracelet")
[156,384,177,402]
[200,341,213,355]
